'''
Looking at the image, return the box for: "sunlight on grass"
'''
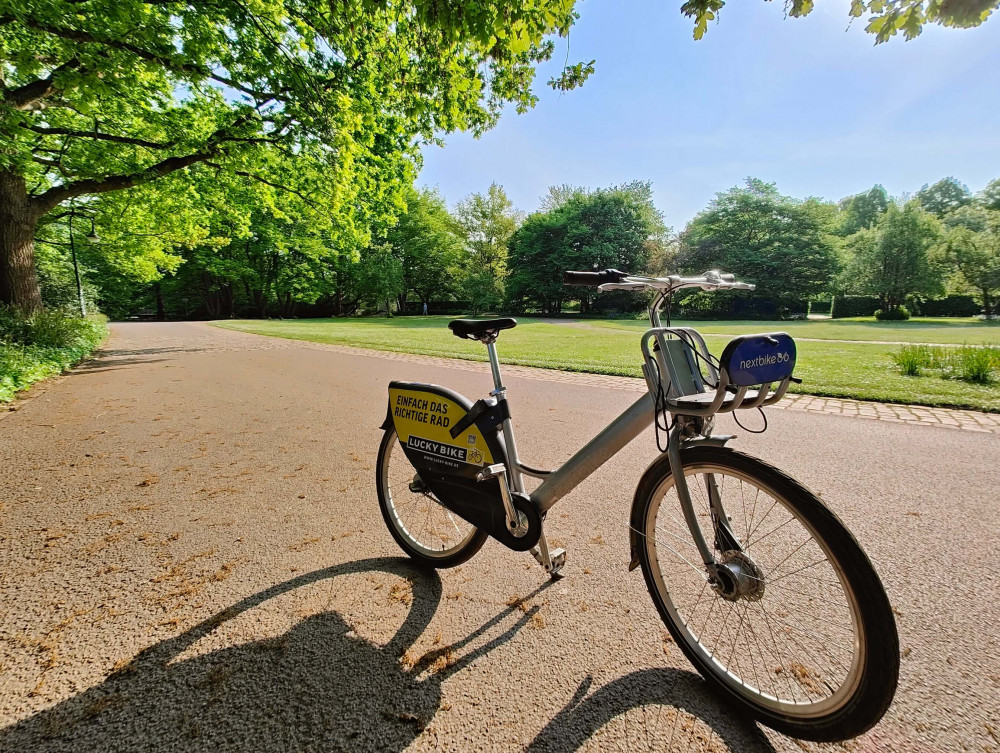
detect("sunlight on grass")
[213,317,1000,412]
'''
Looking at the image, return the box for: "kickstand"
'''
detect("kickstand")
[531,529,566,578]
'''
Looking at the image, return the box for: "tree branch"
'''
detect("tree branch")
[204,160,319,207]
[32,149,215,216]
[25,124,175,150]
[4,14,288,100]
[30,113,259,215]
[1,57,81,111]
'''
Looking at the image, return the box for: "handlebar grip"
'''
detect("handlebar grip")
[562,269,628,286]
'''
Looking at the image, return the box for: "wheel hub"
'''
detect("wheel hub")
[712,550,766,602]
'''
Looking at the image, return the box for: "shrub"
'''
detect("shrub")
[831,296,880,319]
[891,344,932,376]
[0,307,107,402]
[951,345,995,385]
[875,306,910,321]
[912,295,980,318]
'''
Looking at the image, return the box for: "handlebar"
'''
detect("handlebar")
[562,269,754,294]
[562,269,628,286]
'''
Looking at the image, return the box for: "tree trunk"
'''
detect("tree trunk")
[0,171,43,312]
[154,282,165,320]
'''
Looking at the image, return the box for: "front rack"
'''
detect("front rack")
[640,328,792,417]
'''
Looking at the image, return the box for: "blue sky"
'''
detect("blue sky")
[416,0,999,230]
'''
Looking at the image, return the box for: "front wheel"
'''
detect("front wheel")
[634,446,898,742]
[376,427,488,568]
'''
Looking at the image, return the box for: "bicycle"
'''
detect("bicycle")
[375,268,899,742]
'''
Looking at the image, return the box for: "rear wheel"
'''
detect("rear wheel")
[634,446,898,741]
[376,427,487,568]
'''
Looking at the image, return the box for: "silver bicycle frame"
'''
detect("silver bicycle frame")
[481,289,740,573]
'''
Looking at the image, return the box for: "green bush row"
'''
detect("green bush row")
[891,343,1000,384]
[0,307,107,402]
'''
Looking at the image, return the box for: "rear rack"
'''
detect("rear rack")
[640,328,792,417]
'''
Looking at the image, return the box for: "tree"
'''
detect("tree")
[455,184,521,313]
[935,205,1000,317]
[843,201,941,312]
[838,185,890,236]
[678,179,839,314]
[507,182,668,314]
[0,1,591,312]
[916,177,972,218]
[978,179,1000,212]
[356,246,404,316]
[538,184,589,212]
[681,0,998,42]
[387,187,464,311]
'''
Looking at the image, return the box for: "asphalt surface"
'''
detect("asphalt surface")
[1,322,998,753]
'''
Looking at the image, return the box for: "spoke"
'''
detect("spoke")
[757,601,800,702]
[763,536,815,580]
[747,514,797,550]
[633,524,710,581]
[768,556,830,585]
[746,486,761,549]
[673,577,711,622]
[747,497,780,542]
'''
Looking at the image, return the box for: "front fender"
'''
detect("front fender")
[627,435,734,571]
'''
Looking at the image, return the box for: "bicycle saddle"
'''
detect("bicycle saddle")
[448,318,517,341]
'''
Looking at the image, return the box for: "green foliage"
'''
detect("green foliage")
[842,201,942,311]
[838,185,889,236]
[678,178,839,314]
[0,306,107,401]
[891,344,933,375]
[831,296,881,318]
[952,345,995,383]
[912,295,980,317]
[0,0,591,310]
[891,341,1000,384]
[507,182,668,314]
[356,246,404,315]
[680,0,998,41]
[388,187,465,308]
[980,179,1000,212]
[934,205,1000,317]
[455,183,521,313]
[875,305,910,320]
[915,177,972,218]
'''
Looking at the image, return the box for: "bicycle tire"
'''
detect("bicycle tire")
[633,446,898,741]
[376,428,488,568]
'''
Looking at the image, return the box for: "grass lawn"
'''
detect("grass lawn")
[213,316,1000,412]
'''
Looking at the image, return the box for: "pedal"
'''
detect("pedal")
[531,531,567,578]
[476,463,506,482]
[408,474,428,494]
[547,548,567,576]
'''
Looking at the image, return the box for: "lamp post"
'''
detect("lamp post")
[68,202,98,317]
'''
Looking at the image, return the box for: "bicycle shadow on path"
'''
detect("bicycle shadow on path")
[0,557,771,753]
[527,670,775,753]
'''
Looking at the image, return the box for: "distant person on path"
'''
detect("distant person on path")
[423,302,428,315]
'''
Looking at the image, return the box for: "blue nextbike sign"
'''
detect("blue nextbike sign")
[720,333,797,387]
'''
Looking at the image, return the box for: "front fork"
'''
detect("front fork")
[665,422,744,582]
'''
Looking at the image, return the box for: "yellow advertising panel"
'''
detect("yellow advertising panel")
[388,386,494,470]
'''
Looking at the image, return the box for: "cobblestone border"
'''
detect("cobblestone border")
[207,327,1000,436]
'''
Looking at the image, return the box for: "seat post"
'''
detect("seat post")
[485,341,505,393]
[484,341,525,493]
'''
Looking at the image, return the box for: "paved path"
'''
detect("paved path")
[2,322,998,753]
